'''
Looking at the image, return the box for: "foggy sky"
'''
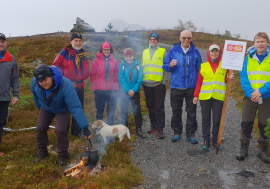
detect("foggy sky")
[1,0,269,40]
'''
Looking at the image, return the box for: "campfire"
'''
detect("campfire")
[64,139,101,177]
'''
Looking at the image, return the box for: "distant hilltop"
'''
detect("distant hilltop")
[100,18,172,32]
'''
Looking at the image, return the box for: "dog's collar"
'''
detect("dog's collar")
[97,126,104,131]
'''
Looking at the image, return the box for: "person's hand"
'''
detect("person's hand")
[228,73,234,80]
[251,89,261,99]
[251,97,258,102]
[86,134,92,140]
[12,97,19,105]
[170,60,175,68]
[128,90,134,97]
[193,97,198,104]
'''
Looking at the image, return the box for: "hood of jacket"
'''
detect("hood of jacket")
[207,44,223,64]
[48,66,62,88]
[247,45,270,56]
[172,41,197,54]
[96,52,115,60]
[0,50,13,63]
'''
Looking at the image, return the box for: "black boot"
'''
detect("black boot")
[156,130,165,139]
[58,156,67,166]
[257,143,270,164]
[147,126,157,134]
[35,154,48,163]
[236,140,250,161]
[136,128,146,138]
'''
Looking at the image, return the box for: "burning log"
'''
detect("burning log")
[64,157,87,177]
[66,169,81,177]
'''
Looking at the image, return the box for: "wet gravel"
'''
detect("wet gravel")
[130,47,270,189]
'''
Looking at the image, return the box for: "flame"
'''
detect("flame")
[66,157,86,176]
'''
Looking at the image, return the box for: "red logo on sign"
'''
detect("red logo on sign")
[227,45,243,52]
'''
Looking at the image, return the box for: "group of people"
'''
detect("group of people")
[0,30,269,166]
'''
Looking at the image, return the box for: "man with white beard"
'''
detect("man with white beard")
[53,33,90,138]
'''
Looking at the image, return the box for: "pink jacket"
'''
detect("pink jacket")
[90,52,119,92]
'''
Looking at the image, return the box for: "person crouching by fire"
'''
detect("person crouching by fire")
[31,65,92,166]
[53,33,90,138]
[118,48,146,138]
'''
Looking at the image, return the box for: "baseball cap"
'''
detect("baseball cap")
[34,65,53,82]
[209,44,220,51]
[0,33,6,40]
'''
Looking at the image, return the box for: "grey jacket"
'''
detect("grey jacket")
[0,52,20,101]
[141,44,170,87]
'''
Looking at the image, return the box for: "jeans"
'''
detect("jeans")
[119,92,142,129]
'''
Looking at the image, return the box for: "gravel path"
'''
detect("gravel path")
[130,48,270,189]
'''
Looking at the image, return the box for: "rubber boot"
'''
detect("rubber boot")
[136,128,146,138]
[236,140,250,161]
[257,143,270,164]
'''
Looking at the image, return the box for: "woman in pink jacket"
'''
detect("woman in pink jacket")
[90,42,119,125]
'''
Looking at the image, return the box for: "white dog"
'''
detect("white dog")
[92,120,131,143]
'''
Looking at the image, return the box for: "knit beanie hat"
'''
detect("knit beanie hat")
[34,65,53,82]
[0,33,6,40]
[70,32,82,41]
[149,33,159,42]
[124,48,134,57]
[102,42,111,49]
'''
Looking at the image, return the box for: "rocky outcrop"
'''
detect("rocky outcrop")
[71,17,95,33]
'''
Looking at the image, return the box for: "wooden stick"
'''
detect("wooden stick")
[66,169,81,177]
[64,162,82,173]
[216,69,233,155]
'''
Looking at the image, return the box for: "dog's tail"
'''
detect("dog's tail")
[125,126,131,139]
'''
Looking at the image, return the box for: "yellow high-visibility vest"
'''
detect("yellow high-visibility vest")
[142,48,165,82]
[199,62,227,101]
[247,55,270,89]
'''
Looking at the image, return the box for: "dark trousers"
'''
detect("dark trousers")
[143,84,166,131]
[67,87,84,136]
[171,88,197,137]
[200,98,223,144]
[94,89,118,125]
[241,96,270,143]
[36,107,70,157]
[0,101,9,145]
[119,92,142,129]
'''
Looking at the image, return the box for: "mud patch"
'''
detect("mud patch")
[234,171,255,178]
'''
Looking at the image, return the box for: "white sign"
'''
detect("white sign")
[221,40,247,71]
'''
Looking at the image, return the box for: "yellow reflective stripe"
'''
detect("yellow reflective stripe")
[248,71,270,76]
[143,71,163,76]
[214,81,226,87]
[213,89,226,95]
[249,80,268,84]
[200,90,213,93]
[143,64,163,69]
[202,82,213,86]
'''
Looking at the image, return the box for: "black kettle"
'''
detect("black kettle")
[80,139,99,165]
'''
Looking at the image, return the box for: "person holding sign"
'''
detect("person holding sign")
[193,44,234,149]
[237,32,270,163]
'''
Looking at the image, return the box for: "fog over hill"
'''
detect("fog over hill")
[100,18,173,32]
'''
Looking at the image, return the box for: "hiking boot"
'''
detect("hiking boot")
[147,127,157,134]
[236,140,250,161]
[202,141,210,150]
[257,143,270,164]
[187,136,198,144]
[0,152,5,157]
[136,128,146,138]
[35,154,48,163]
[172,134,181,142]
[58,156,67,166]
[156,130,165,139]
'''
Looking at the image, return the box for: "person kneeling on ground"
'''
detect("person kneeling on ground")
[119,48,146,138]
[193,44,233,150]
[31,65,92,166]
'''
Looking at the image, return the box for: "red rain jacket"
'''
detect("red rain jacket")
[90,52,119,92]
[53,45,90,89]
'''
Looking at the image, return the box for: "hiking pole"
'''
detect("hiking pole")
[216,69,233,155]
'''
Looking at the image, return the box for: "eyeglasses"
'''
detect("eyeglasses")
[149,39,157,41]
[102,49,110,51]
[181,37,192,40]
